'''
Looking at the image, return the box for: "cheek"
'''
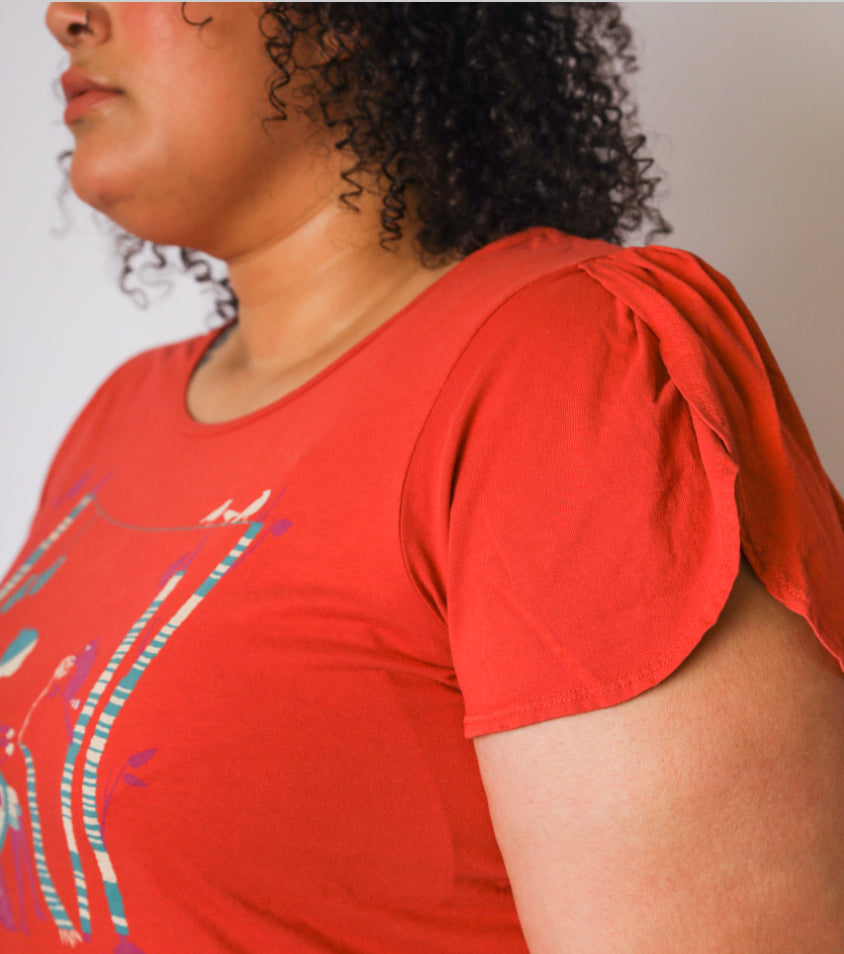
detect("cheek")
[112,2,211,94]
[113,2,187,48]
[113,2,266,120]
[112,3,166,50]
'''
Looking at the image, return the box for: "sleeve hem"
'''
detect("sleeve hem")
[463,592,740,737]
[464,450,743,739]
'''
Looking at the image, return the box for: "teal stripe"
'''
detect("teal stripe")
[20,744,77,933]
[61,574,181,936]
[80,523,262,937]
[0,773,9,853]
[0,496,92,604]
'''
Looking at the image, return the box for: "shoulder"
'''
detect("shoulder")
[403,230,844,732]
[441,230,744,403]
[401,235,751,701]
[102,331,216,396]
[67,330,217,424]
[34,330,215,512]
[421,231,742,452]
[436,231,792,494]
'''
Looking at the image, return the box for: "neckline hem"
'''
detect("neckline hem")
[173,226,572,436]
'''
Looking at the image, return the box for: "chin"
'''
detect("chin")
[69,150,125,217]
[70,175,190,249]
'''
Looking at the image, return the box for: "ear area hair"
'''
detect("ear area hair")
[317,21,368,64]
[287,13,366,72]
[301,3,378,66]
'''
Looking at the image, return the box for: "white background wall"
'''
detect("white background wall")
[1,2,842,574]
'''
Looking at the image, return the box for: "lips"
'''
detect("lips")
[60,66,122,103]
[60,67,122,123]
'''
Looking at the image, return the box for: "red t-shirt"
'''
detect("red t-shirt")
[1,227,842,952]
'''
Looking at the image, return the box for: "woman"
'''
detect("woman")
[2,3,843,951]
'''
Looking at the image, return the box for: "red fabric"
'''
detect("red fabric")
[1,227,841,952]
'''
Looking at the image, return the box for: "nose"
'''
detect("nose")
[45,3,111,50]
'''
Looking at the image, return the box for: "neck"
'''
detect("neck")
[185,183,461,424]
[221,189,451,376]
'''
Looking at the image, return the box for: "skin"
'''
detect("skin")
[476,559,844,952]
[47,4,844,949]
[46,1,459,424]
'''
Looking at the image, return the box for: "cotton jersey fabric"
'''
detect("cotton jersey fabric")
[1,226,842,953]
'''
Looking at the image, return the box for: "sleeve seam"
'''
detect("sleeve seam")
[396,253,627,629]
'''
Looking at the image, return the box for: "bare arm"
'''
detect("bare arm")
[475,559,844,953]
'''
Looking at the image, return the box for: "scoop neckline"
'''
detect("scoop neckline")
[174,226,566,436]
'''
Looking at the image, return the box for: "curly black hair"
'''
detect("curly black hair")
[59,2,672,323]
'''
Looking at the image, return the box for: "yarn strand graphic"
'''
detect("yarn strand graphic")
[0,496,93,606]
[73,523,262,944]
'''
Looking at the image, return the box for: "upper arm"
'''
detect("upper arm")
[474,560,844,953]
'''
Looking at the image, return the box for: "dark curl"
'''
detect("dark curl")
[68,2,673,322]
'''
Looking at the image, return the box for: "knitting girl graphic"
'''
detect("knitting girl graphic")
[0,483,291,952]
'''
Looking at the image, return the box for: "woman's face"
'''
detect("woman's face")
[45,2,335,256]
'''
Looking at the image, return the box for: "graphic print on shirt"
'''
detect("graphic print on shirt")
[0,735,47,937]
[2,660,83,946]
[0,481,292,951]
